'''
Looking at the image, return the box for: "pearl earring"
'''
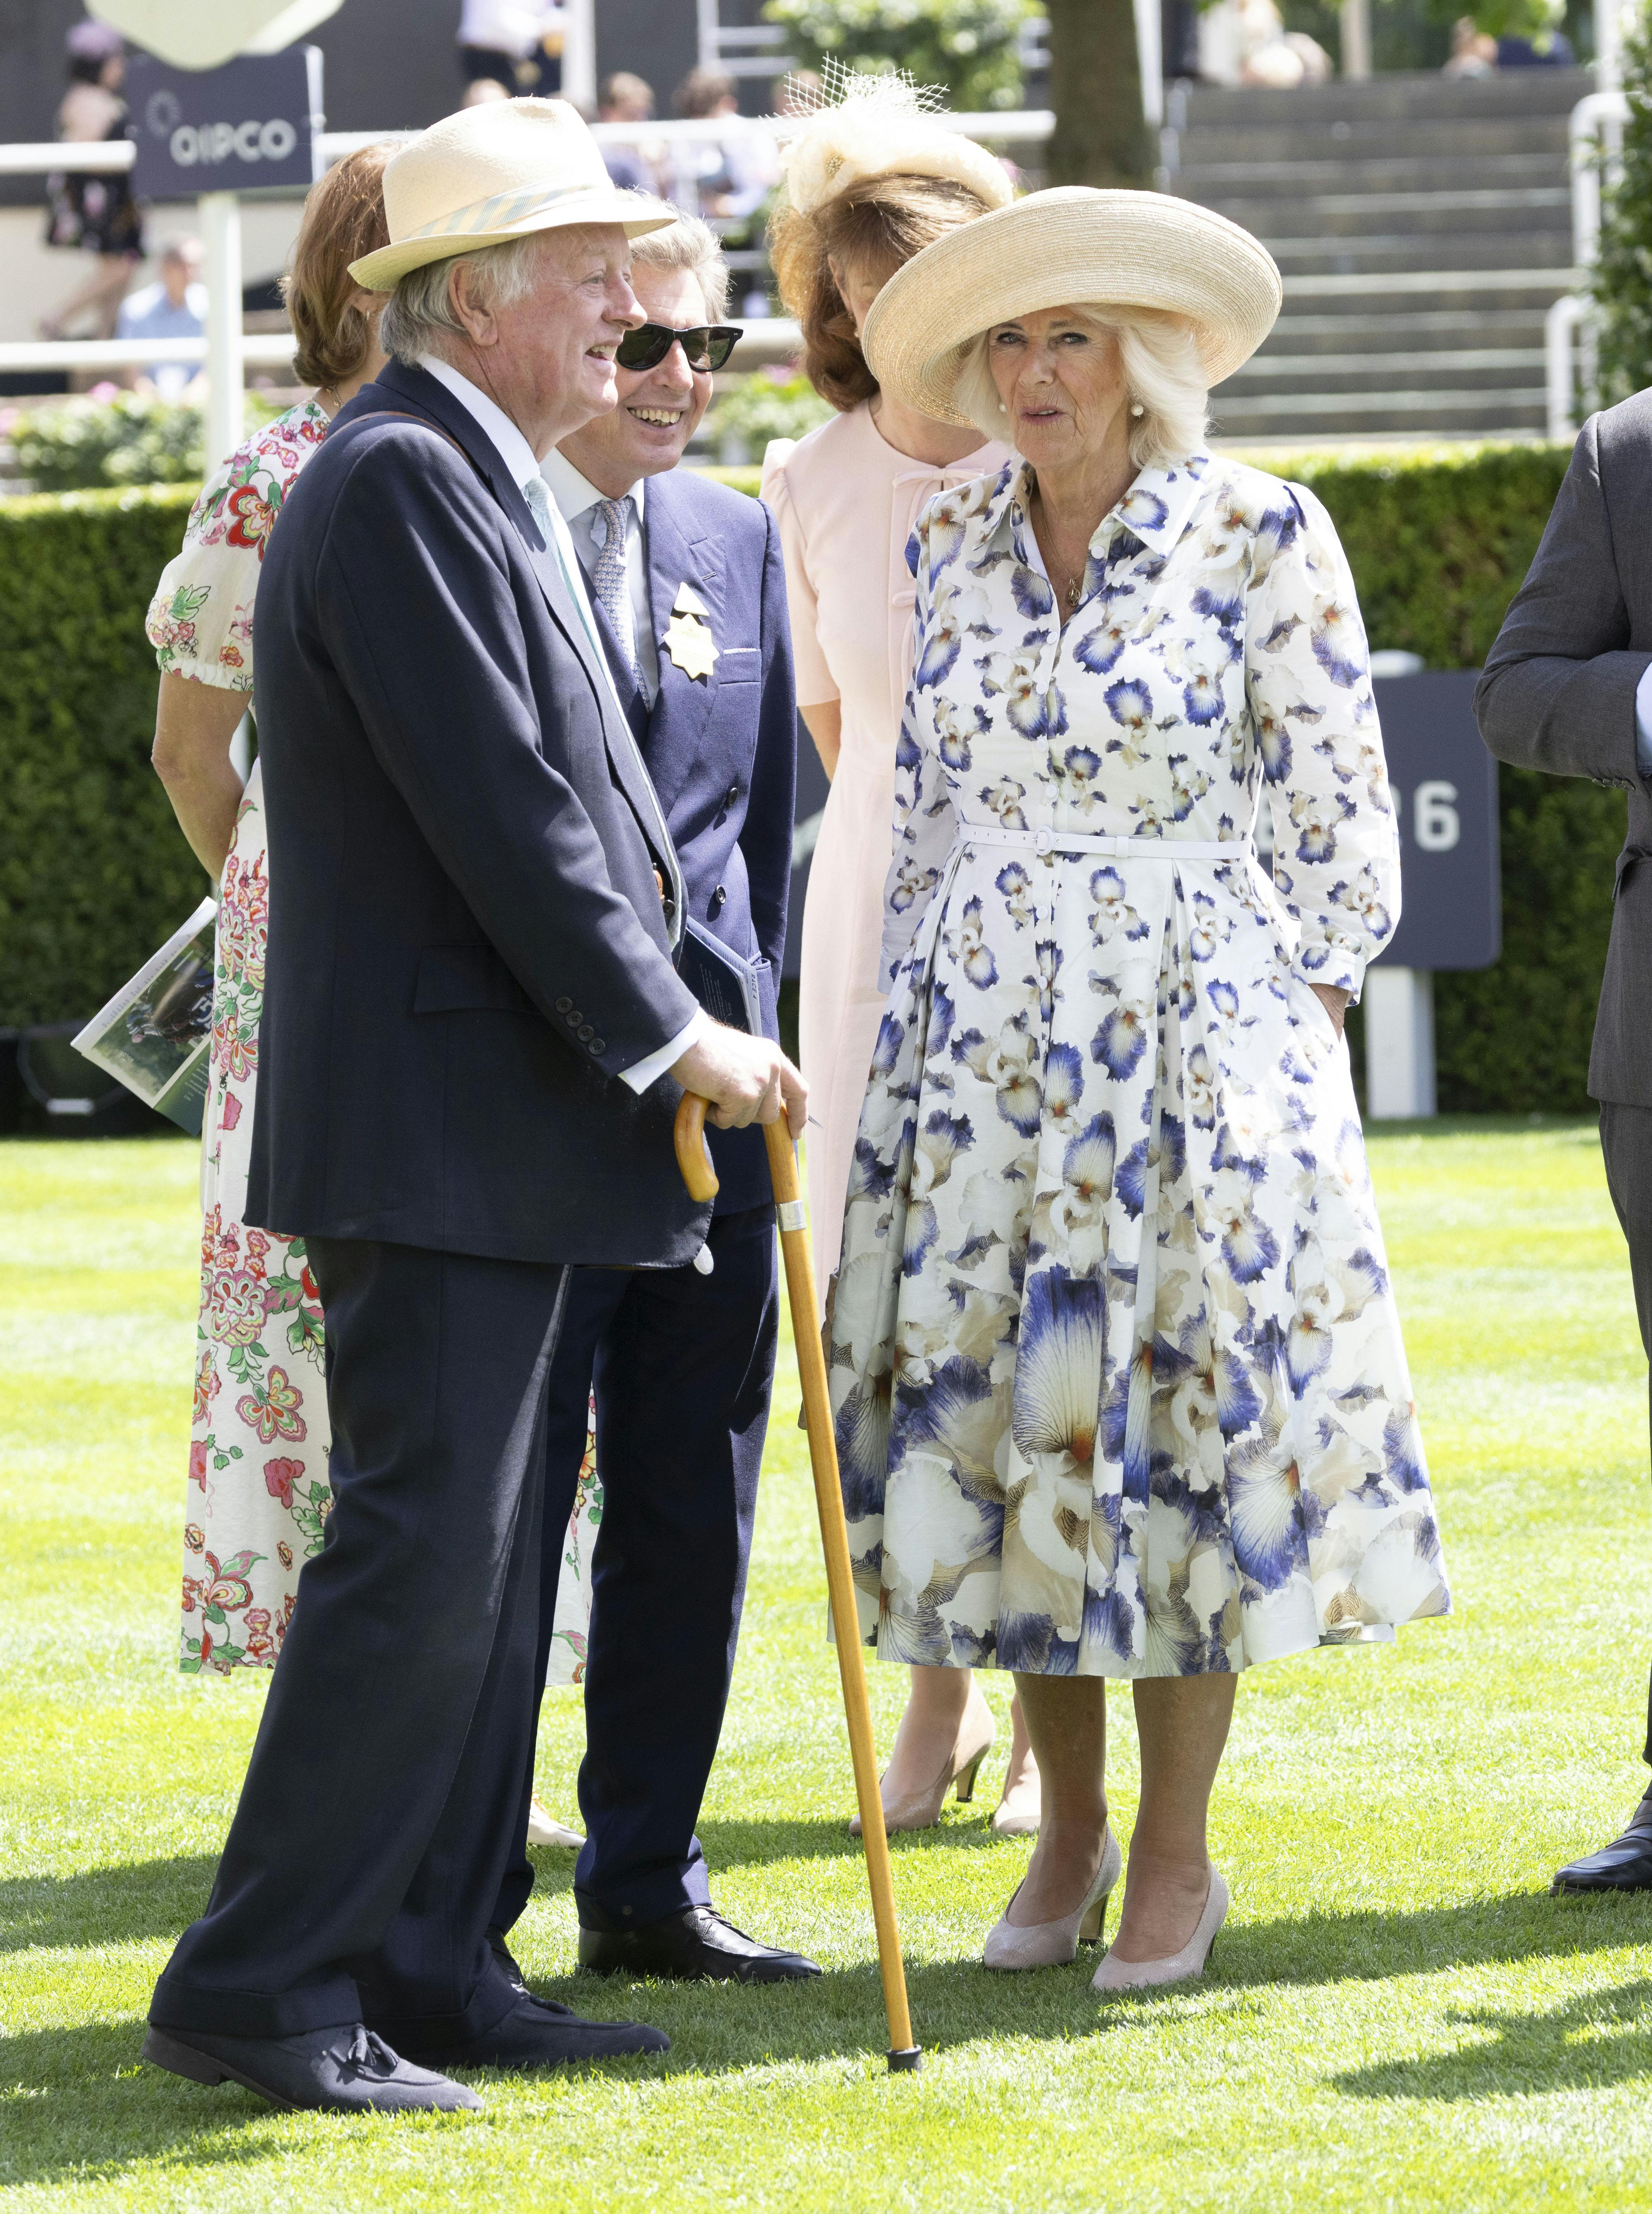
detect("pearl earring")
[1130,401,1145,418]
[997,401,1007,413]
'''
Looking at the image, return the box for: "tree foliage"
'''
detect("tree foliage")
[761,0,1035,111]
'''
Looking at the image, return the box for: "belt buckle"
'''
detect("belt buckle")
[1034,829,1053,855]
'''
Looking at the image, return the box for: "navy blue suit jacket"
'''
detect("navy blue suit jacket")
[246,360,710,1268]
[587,465,797,1214]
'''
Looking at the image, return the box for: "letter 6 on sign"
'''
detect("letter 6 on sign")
[1413,781,1460,853]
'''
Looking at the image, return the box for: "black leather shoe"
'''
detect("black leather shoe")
[578,1903,822,1984]
[486,1928,531,1994]
[397,1990,669,2070]
[1553,1799,1652,1893]
[142,2021,480,2113]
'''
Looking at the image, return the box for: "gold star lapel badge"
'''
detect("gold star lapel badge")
[663,583,717,681]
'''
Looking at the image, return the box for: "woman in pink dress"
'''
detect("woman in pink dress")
[760,82,1041,1838]
[145,144,586,1845]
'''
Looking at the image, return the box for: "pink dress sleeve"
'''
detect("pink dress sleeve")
[761,438,840,709]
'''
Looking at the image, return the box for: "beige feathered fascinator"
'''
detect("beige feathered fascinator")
[775,61,1015,220]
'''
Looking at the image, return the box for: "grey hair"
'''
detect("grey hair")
[950,305,1210,471]
[379,233,547,365]
[628,212,731,322]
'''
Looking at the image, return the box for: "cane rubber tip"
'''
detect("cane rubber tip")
[887,2046,923,2073]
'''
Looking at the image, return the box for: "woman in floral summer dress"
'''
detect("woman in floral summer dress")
[834,189,1450,1992]
[146,145,588,1845]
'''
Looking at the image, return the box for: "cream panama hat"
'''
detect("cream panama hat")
[348,97,675,292]
[861,187,1284,425]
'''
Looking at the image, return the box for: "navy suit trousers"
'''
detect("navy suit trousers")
[151,1236,566,2044]
[492,1203,778,1935]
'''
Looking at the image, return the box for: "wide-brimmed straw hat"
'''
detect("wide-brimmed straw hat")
[349,98,675,292]
[862,187,1283,423]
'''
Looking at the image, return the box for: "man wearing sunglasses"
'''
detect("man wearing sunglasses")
[485,214,815,1987]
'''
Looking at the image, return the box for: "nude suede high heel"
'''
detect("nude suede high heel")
[1091,1866,1229,1993]
[847,1694,996,1837]
[982,1825,1122,1970]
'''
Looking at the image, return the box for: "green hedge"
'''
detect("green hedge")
[0,444,1621,1112]
[0,484,204,1027]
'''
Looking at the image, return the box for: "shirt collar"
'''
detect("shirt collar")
[542,444,647,528]
[417,352,543,492]
[979,452,1211,566]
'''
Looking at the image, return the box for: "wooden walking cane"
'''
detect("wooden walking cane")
[674,1092,921,2074]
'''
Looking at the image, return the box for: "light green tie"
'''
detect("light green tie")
[522,473,603,664]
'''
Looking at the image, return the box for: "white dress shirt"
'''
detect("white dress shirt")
[415,354,706,1092]
[541,447,662,705]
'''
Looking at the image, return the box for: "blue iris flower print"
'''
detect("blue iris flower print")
[1105,676,1153,734]
[1012,1265,1105,1464]
[1065,1107,1115,1187]
[1074,616,1131,674]
[1044,1041,1086,1131]
[1310,600,1367,689]
[1012,565,1055,618]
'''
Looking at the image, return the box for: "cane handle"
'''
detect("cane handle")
[673,1091,719,1201]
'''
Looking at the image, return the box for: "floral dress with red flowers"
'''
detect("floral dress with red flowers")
[147,402,601,1681]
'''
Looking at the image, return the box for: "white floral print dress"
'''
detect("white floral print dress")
[148,402,600,1682]
[828,452,1450,1679]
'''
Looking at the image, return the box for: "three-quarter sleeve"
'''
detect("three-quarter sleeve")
[1246,479,1400,999]
[879,515,958,991]
[761,439,840,708]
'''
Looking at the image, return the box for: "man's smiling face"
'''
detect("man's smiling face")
[555,261,716,495]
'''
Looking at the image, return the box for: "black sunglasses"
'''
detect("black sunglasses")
[615,321,743,373]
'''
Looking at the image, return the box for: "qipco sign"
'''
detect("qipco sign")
[129,48,323,198]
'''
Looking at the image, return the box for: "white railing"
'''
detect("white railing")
[1548,87,1634,440]
[1545,293,1589,439]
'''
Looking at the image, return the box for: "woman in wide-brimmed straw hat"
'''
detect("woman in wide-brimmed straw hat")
[760,69,1051,1847]
[828,187,1450,1995]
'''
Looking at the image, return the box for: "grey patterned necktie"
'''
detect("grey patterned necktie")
[590,495,640,687]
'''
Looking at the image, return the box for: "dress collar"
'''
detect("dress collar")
[979,451,1211,567]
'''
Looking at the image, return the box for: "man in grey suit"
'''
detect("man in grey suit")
[1477,392,1652,1893]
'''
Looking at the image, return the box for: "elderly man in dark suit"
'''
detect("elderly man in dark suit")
[143,101,805,2116]
[1477,391,1652,1895]
[484,214,813,1987]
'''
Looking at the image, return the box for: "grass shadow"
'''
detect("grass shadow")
[0,1856,216,1954]
[1331,1978,1652,2100]
[1196,1889,1652,1997]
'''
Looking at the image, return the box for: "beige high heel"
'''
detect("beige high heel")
[525,1794,583,1850]
[991,1754,1042,1839]
[983,1825,1121,1969]
[848,1695,996,1836]
[1092,1866,1229,1993]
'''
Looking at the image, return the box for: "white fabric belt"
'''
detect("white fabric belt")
[952,824,1239,862]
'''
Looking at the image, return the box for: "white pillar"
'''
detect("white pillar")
[1341,0,1371,78]
[1364,967,1436,1120]
[201,191,243,472]
[696,0,720,74]
[562,0,596,108]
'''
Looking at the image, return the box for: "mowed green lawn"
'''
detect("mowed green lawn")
[3,1121,1652,2212]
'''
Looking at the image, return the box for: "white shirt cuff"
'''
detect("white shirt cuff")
[620,1006,710,1095]
[1635,661,1652,777]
